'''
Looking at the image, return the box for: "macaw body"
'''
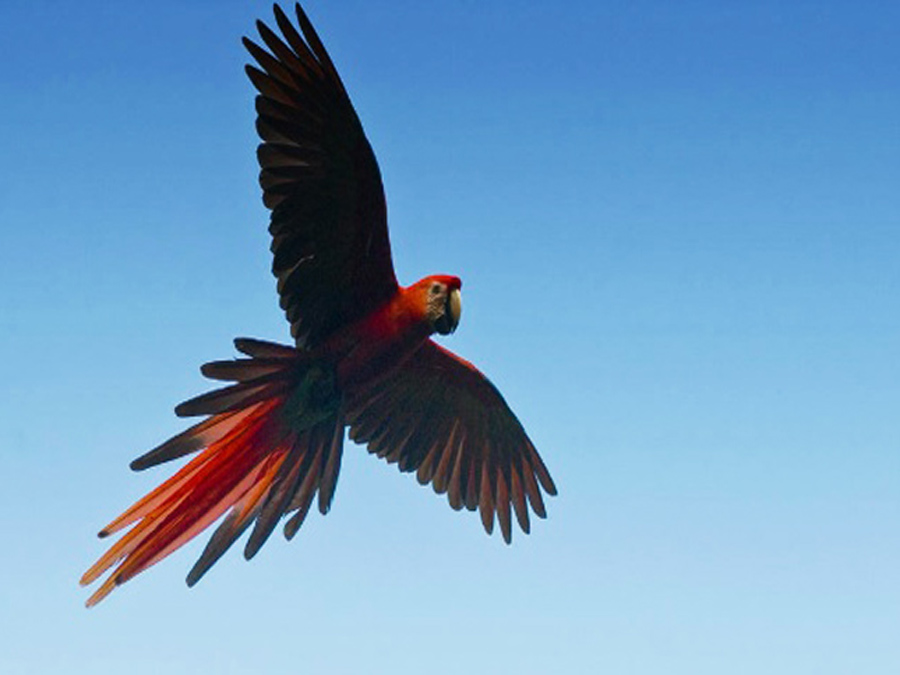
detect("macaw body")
[82,4,555,607]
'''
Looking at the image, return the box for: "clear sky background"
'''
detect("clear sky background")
[1,1,898,673]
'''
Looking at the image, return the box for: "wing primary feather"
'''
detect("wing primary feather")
[243,37,305,96]
[384,423,423,466]
[246,57,326,118]
[245,64,297,108]
[274,5,323,75]
[465,453,480,512]
[415,439,444,486]
[479,458,495,535]
[293,3,346,95]
[520,457,547,519]
[447,442,466,511]
[367,416,405,460]
[348,405,387,445]
[527,441,558,496]
[431,426,462,495]
[256,18,328,95]
[254,94,303,124]
[509,458,531,534]
[495,470,513,544]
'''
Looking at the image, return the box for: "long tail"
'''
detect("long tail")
[81,338,344,607]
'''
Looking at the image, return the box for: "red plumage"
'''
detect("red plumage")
[82,4,555,607]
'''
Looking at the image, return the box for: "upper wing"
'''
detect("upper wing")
[343,340,557,543]
[245,4,399,348]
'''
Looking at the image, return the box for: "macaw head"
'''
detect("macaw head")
[414,275,462,336]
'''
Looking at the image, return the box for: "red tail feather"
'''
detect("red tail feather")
[81,341,343,606]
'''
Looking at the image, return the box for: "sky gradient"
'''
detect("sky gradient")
[1,1,898,673]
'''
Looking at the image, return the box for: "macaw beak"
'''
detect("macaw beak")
[436,289,462,335]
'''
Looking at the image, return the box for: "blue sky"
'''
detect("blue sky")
[1,1,898,672]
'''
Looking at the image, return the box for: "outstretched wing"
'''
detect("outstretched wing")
[245,4,398,348]
[344,341,557,543]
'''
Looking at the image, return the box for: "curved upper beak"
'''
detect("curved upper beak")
[436,288,462,335]
[448,288,461,332]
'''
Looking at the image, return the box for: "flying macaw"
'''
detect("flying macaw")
[81,3,556,607]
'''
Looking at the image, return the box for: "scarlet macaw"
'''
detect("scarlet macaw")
[81,3,556,607]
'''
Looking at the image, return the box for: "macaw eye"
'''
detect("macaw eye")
[430,283,442,296]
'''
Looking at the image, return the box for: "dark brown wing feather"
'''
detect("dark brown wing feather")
[343,341,556,543]
[245,4,398,348]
